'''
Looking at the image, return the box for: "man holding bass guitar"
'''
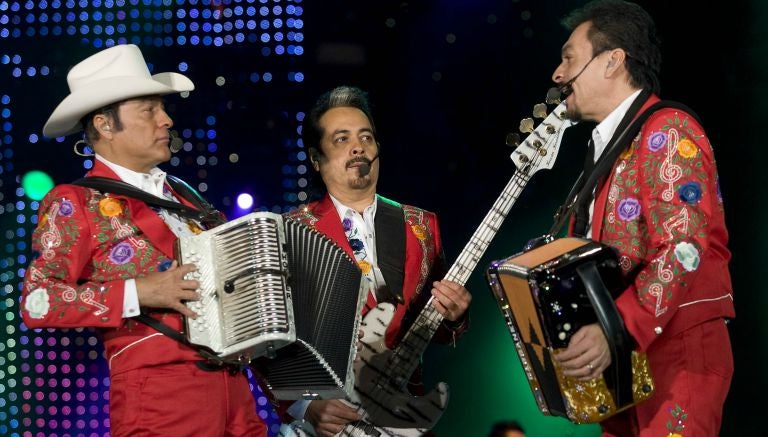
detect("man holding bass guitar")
[280,85,471,436]
[550,1,734,435]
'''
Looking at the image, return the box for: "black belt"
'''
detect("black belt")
[194,360,247,375]
[135,313,249,375]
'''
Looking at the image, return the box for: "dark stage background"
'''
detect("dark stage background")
[0,0,762,436]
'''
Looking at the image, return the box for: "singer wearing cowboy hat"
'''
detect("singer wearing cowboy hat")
[20,44,267,436]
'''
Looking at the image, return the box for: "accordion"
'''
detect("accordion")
[176,212,367,400]
[486,237,654,424]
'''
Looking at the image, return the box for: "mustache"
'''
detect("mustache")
[345,156,371,168]
[558,81,575,98]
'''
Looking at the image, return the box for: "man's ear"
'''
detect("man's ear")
[93,114,113,139]
[606,48,626,71]
[308,147,320,171]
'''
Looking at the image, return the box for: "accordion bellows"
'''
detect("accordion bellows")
[176,212,367,400]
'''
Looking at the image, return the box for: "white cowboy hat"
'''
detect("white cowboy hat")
[43,44,194,138]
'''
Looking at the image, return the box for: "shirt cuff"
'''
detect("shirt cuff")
[122,279,140,318]
[442,311,468,330]
[286,400,311,420]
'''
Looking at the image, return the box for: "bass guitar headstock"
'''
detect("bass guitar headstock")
[507,89,571,176]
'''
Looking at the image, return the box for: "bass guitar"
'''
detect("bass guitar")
[282,97,571,437]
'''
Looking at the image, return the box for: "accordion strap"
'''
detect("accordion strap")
[134,313,246,370]
[70,175,226,228]
[136,315,278,405]
[575,262,633,408]
[548,94,703,238]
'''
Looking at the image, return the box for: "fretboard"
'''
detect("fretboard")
[385,101,568,386]
[388,170,532,385]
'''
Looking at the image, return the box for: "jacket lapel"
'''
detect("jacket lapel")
[311,195,355,259]
[374,196,405,304]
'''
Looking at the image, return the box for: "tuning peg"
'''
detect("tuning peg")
[505,132,521,148]
[533,103,547,119]
[519,118,534,134]
[545,87,562,105]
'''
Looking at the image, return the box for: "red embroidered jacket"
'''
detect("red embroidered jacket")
[21,161,204,375]
[587,95,735,351]
[286,194,468,348]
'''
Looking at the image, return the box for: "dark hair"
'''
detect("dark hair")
[302,85,378,157]
[488,420,525,437]
[81,102,123,144]
[562,0,661,94]
[299,86,380,203]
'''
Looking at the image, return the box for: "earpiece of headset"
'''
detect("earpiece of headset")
[308,148,320,170]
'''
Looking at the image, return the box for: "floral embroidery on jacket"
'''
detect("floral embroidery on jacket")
[98,197,123,217]
[666,404,687,436]
[403,206,435,296]
[617,197,641,221]
[647,131,667,152]
[678,181,702,205]
[599,108,719,320]
[676,138,699,159]
[673,241,700,272]
[23,185,172,323]
[59,199,74,216]
[24,288,50,319]
[287,205,320,227]
[109,242,136,265]
[411,223,428,241]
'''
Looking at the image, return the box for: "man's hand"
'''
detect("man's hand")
[134,261,201,318]
[430,280,471,322]
[554,323,611,380]
[305,400,361,437]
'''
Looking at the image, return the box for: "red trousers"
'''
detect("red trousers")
[109,362,267,436]
[602,318,733,437]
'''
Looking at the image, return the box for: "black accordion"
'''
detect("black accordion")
[486,237,654,424]
[176,212,367,400]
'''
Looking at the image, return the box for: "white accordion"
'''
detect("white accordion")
[176,212,367,399]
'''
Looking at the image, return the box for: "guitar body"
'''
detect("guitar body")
[281,303,449,437]
[351,303,450,431]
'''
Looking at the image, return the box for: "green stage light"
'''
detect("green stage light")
[21,170,54,201]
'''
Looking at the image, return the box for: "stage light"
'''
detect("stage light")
[21,170,54,201]
[237,193,254,210]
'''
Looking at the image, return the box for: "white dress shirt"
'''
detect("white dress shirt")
[329,193,388,301]
[584,89,642,238]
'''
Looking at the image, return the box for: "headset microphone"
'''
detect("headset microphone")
[169,130,183,153]
[357,154,379,177]
[558,53,600,98]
